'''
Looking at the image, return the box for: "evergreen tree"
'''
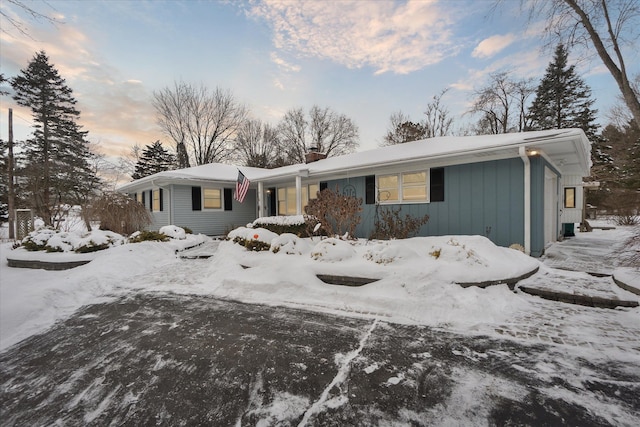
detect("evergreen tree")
[132,140,176,180]
[11,51,101,224]
[527,44,598,139]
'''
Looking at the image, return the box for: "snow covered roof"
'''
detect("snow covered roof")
[118,129,591,192]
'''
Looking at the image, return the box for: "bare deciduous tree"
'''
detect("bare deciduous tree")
[153,82,247,167]
[424,89,454,138]
[513,0,640,127]
[1,0,61,37]
[278,105,359,163]
[235,119,284,168]
[469,71,535,134]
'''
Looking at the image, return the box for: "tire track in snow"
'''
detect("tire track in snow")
[298,318,379,426]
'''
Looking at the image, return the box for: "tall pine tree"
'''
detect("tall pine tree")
[11,51,101,224]
[527,44,598,139]
[132,140,176,180]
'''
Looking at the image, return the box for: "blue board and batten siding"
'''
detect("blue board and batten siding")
[324,158,527,250]
[170,185,256,236]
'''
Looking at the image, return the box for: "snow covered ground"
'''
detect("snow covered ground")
[0,219,639,424]
[0,220,638,353]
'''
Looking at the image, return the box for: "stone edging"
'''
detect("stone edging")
[316,274,379,287]
[612,275,640,296]
[518,285,639,309]
[456,267,540,290]
[7,258,92,271]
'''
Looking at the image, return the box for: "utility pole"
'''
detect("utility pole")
[8,108,15,239]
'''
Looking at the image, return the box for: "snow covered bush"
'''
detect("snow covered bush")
[21,228,125,253]
[363,242,417,264]
[159,225,187,240]
[270,233,310,255]
[228,227,278,252]
[129,230,170,243]
[310,238,356,261]
[251,215,320,237]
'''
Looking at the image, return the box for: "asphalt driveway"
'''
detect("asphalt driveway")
[1,293,638,426]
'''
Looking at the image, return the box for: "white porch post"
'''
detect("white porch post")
[295,175,302,215]
[257,181,264,218]
[519,147,531,255]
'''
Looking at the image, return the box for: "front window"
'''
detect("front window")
[152,189,161,211]
[402,172,427,201]
[378,175,399,202]
[203,188,221,209]
[378,171,428,203]
[277,184,319,215]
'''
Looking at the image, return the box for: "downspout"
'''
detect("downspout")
[519,147,531,255]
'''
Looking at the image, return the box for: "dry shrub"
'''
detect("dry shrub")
[305,188,362,238]
[370,206,429,240]
[84,192,151,235]
[608,189,640,226]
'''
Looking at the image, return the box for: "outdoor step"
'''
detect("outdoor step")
[518,285,639,309]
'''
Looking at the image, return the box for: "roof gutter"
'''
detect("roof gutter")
[519,147,531,256]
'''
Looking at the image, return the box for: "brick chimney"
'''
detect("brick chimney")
[304,146,327,163]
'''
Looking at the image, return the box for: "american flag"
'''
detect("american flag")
[234,170,250,203]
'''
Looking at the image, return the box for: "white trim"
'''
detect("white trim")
[295,175,302,215]
[519,147,531,255]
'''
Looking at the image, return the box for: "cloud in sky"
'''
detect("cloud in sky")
[0,10,162,158]
[248,0,461,75]
[472,34,516,59]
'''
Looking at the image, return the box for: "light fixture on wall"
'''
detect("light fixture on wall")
[526,148,540,156]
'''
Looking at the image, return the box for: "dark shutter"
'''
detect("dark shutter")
[159,189,164,212]
[430,168,445,202]
[192,186,202,211]
[320,182,328,191]
[142,191,146,207]
[269,188,277,216]
[149,190,153,212]
[224,188,233,211]
[132,193,137,200]
[365,175,375,204]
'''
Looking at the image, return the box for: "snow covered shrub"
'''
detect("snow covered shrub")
[129,230,169,243]
[159,225,186,239]
[370,206,429,240]
[228,227,278,252]
[84,192,151,236]
[21,228,55,251]
[251,215,320,237]
[305,188,362,238]
[310,238,356,261]
[363,243,416,264]
[21,228,124,252]
[270,233,310,255]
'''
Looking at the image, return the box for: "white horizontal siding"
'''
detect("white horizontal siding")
[171,184,257,236]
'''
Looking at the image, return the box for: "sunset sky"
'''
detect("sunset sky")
[1,0,637,173]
